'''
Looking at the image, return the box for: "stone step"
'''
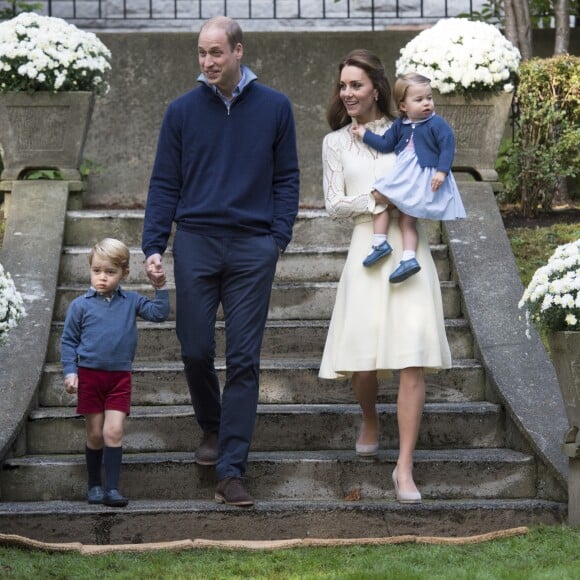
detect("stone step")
[61,243,452,285]
[25,402,504,455]
[63,209,444,249]
[52,279,461,322]
[0,499,566,543]
[0,449,536,503]
[48,318,473,362]
[40,358,485,406]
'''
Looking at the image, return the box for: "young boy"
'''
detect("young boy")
[61,238,170,507]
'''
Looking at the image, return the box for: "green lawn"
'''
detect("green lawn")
[506,223,580,288]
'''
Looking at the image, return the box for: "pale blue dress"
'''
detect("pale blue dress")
[372,118,466,220]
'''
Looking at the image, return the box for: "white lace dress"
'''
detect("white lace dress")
[319,118,452,379]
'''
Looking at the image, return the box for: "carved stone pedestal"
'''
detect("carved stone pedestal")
[434,91,514,182]
[549,331,580,526]
[0,91,95,181]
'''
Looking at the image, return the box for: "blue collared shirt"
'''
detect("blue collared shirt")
[61,286,170,375]
[197,66,256,109]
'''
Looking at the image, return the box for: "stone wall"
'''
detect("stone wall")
[82,29,579,208]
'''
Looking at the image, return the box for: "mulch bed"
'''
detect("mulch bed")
[500,205,580,230]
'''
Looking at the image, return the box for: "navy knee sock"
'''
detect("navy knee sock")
[103,446,123,491]
[85,446,103,488]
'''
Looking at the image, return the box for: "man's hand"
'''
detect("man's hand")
[145,253,166,288]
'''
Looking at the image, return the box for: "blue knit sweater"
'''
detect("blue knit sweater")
[142,68,300,257]
[363,114,456,174]
[61,287,170,375]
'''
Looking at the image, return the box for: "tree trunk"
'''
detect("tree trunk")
[554,0,570,54]
[505,0,533,60]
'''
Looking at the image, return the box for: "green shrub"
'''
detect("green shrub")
[502,54,580,217]
[0,1,42,20]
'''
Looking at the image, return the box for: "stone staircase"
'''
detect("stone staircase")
[0,204,567,544]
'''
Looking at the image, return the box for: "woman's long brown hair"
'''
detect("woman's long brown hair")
[326,49,397,131]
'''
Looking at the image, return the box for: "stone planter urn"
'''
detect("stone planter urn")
[434,91,514,182]
[548,330,580,525]
[0,91,95,181]
[548,331,580,449]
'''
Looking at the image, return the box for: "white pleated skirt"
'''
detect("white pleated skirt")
[319,216,452,380]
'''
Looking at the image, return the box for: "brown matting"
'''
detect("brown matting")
[0,527,528,555]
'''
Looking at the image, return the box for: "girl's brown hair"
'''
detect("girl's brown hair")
[393,73,432,116]
[326,49,396,131]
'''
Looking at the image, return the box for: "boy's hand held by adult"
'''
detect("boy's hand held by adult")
[145,253,166,288]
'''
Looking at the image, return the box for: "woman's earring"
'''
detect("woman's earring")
[374,94,378,101]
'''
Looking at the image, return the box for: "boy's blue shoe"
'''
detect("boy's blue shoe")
[87,485,105,505]
[389,258,421,284]
[363,241,393,267]
[103,488,129,507]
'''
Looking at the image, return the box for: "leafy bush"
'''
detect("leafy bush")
[0,1,41,20]
[502,55,580,217]
[462,0,580,28]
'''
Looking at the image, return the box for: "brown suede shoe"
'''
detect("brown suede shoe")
[194,431,218,466]
[215,477,254,507]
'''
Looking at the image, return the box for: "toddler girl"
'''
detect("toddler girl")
[352,73,466,283]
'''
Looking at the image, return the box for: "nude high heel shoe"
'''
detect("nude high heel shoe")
[356,440,379,456]
[355,418,379,457]
[392,466,422,504]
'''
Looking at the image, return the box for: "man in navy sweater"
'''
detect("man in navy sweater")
[142,16,300,506]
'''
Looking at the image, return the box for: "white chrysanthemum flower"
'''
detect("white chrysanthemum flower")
[0,13,111,94]
[396,18,520,95]
[0,264,26,346]
[520,239,580,335]
[541,295,553,311]
[561,294,575,308]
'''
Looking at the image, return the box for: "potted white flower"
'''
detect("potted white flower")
[0,263,25,346]
[395,18,521,181]
[518,239,580,441]
[0,13,112,180]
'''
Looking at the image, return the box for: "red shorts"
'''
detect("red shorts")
[77,367,132,416]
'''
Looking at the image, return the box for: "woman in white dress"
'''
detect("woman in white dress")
[319,49,452,503]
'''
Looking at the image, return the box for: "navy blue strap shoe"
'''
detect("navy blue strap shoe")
[389,258,421,283]
[87,485,105,505]
[363,240,393,267]
[103,488,129,507]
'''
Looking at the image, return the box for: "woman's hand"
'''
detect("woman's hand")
[371,189,390,205]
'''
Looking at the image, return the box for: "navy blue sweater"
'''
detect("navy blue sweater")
[363,114,456,174]
[142,75,300,257]
[61,287,170,375]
